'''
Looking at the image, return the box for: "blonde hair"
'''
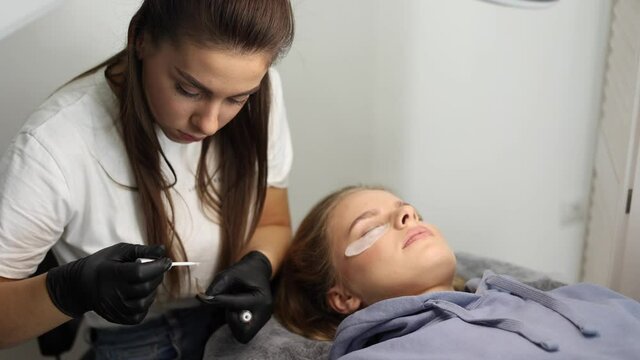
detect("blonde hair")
[274,185,467,340]
[273,185,377,340]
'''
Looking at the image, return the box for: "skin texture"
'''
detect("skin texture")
[0,275,70,348]
[245,187,292,276]
[138,37,271,143]
[326,190,457,314]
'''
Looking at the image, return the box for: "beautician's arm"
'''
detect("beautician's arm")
[242,187,293,276]
[0,242,170,349]
[0,275,70,349]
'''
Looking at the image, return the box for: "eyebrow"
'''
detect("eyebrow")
[347,200,409,236]
[174,66,261,97]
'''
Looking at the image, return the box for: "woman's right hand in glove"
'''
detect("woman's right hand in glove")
[45,243,171,325]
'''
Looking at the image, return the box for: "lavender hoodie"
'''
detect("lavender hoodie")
[330,271,640,359]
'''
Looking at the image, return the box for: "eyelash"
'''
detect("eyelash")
[175,83,250,106]
[362,224,384,238]
[175,83,200,99]
[227,96,249,106]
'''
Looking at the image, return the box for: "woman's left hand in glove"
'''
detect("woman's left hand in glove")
[197,250,273,343]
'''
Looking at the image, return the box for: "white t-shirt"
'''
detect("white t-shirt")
[0,67,292,327]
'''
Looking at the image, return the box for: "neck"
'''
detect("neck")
[419,283,455,295]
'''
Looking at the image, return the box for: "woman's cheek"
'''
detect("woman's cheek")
[342,235,389,280]
[358,240,388,265]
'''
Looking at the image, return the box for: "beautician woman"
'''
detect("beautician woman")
[0,0,294,358]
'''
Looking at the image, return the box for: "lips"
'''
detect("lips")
[402,226,433,249]
[178,131,204,142]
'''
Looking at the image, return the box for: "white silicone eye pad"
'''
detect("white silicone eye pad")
[345,223,389,257]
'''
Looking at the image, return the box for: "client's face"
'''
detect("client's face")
[327,190,456,310]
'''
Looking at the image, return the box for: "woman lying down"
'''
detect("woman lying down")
[274,185,640,359]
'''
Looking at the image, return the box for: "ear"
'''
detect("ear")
[327,285,362,314]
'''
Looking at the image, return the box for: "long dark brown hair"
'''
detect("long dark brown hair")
[83,0,294,296]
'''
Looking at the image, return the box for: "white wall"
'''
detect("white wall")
[0,0,612,357]
[280,0,611,284]
[0,0,141,153]
[0,1,142,358]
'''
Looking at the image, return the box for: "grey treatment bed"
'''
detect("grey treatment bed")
[203,252,566,360]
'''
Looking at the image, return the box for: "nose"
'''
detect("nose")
[394,205,417,229]
[191,101,221,136]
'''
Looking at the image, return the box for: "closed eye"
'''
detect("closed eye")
[227,96,250,106]
[175,83,200,98]
[361,223,385,238]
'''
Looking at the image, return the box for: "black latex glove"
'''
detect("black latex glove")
[46,243,171,325]
[198,251,273,343]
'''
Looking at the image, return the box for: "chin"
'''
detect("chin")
[422,247,457,288]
